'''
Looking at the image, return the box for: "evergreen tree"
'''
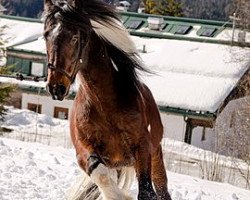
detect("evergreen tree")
[155,0,183,16]
[143,0,183,16]
[0,67,15,121]
[143,0,157,14]
[0,23,15,121]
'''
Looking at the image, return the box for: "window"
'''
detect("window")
[174,25,192,35]
[54,107,69,120]
[22,60,31,75]
[13,57,23,72]
[31,62,44,77]
[27,103,42,114]
[200,27,217,37]
[126,19,144,29]
[161,23,168,30]
[7,57,31,75]
[6,56,15,66]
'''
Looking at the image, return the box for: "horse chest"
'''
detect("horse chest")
[77,120,137,167]
[86,129,137,167]
[75,105,142,167]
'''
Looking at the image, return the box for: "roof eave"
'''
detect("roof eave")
[158,105,217,121]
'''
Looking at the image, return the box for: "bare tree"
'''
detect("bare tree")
[215,96,250,188]
[233,0,250,30]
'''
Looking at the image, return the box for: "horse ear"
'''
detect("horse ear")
[44,0,54,10]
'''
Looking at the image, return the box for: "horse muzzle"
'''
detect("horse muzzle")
[46,83,68,101]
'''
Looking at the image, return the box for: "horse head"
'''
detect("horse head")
[43,0,91,100]
[43,0,142,103]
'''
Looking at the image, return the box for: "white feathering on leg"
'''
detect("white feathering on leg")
[90,164,133,200]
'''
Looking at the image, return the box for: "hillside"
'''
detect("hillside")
[1,0,43,18]
[1,0,235,21]
[181,0,234,21]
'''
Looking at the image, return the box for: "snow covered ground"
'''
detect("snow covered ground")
[0,138,78,200]
[1,138,250,200]
[0,107,250,199]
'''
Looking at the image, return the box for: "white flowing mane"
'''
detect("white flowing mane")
[91,18,138,56]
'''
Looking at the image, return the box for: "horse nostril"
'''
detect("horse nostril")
[58,84,66,96]
[47,84,67,101]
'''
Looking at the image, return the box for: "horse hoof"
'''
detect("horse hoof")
[138,192,157,200]
[158,192,172,200]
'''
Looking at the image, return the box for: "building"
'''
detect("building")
[116,1,131,12]
[0,12,249,150]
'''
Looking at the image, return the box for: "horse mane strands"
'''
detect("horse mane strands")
[91,19,138,57]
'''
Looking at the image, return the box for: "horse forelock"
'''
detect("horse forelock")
[44,5,91,33]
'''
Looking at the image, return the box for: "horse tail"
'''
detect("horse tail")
[67,167,135,200]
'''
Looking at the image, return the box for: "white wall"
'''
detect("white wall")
[191,127,215,151]
[160,113,186,141]
[160,112,216,151]
[22,93,74,118]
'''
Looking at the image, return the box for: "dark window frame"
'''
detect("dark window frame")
[126,19,144,30]
[199,27,218,37]
[27,103,42,114]
[54,106,69,120]
[174,25,192,35]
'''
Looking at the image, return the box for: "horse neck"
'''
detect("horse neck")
[77,58,117,107]
[76,32,139,110]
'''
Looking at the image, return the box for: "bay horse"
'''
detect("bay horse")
[43,0,171,199]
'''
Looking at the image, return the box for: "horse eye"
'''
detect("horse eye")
[71,35,78,45]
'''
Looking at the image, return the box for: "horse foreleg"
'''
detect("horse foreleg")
[90,161,133,200]
[151,146,172,200]
[135,138,157,200]
[76,141,132,200]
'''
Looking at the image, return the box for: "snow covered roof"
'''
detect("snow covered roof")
[0,76,46,88]
[0,15,43,47]
[9,37,46,54]
[134,36,250,113]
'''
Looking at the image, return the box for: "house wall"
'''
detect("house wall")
[191,126,215,150]
[160,112,215,150]
[22,93,74,118]
[160,113,186,141]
